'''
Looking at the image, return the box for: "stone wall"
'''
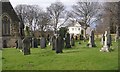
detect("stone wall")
[2,37,17,48]
[0,1,2,49]
[7,37,17,47]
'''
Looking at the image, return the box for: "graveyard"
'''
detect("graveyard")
[2,38,118,70]
[0,0,120,71]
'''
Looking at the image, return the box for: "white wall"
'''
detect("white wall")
[68,26,82,35]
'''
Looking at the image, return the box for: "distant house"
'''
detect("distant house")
[68,21,84,36]
[0,0,20,48]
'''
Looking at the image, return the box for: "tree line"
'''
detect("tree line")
[14,1,119,38]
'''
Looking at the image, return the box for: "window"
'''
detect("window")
[2,16,10,36]
[78,28,80,30]
[72,28,74,31]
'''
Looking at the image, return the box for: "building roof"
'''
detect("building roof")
[68,21,81,27]
[2,0,20,22]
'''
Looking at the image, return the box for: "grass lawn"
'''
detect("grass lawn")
[2,39,118,70]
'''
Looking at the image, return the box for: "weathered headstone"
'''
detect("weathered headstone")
[55,35,63,53]
[32,37,38,48]
[88,30,96,47]
[22,37,31,55]
[80,34,84,40]
[71,34,75,46]
[100,31,110,52]
[40,36,46,49]
[3,40,7,48]
[65,33,71,48]
[107,34,112,48]
[38,38,40,45]
[18,37,22,49]
[51,36,56,50]
[75,36,78,40]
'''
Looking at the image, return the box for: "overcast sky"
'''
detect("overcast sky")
[9,0,78,10]
[9,0,120,10]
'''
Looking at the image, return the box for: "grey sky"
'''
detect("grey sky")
[9,0,120,10]
[9,0,78,10]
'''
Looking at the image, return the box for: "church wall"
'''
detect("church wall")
[0,1,2,49]
[2,13,19,48]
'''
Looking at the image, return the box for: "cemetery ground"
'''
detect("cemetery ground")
[2,38,118,70]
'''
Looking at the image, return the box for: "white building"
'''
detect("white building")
[68,21,83,36]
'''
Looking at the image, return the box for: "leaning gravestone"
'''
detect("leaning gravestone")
[71,34,75,46]
[22,37,31,55]
[32,37,38,48]
[88,30,96,47]
[55,35,63,53]
[40,36,46,49]
[100,31,110,52]
[65,33,71,48]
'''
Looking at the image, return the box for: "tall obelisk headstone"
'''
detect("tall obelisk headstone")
[100,31,110,52]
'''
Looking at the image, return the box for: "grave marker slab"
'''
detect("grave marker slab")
[22,37,31,55]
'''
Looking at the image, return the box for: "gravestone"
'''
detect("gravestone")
[51,36,56,50]
[65,33,71,48]
[22,37,31,55]
[107,34,112,48]
[100,31,110,52]
[61,36,64,50]
[88,30,96,47]
[75,36,78,40]
[32,37,38,48]
[38,38,40,45]
[18,37,23,49]
[71,34,75,46]
[3,40,7,48]
[55,35,63,53]
[80,34,84,40]
[40,36,46,49]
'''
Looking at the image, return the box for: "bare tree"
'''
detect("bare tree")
[15,5,42,36]
[47,2,67,34]
[72,2,101,39]
[37,11,51,35]
[103,2,118,33]
[15,5,31,26]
